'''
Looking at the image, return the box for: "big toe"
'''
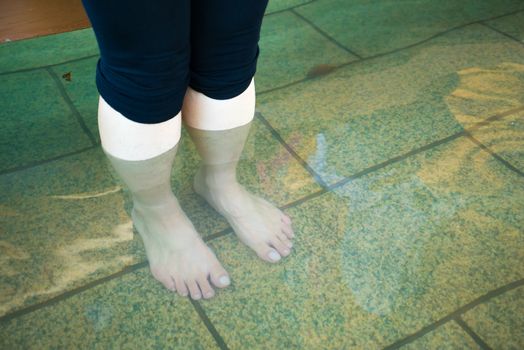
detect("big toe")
[209,263,231,289]
[253,242,282,263]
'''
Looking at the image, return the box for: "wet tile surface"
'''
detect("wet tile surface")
[0,29,98,73]
[200,136,524,349]
[257,24,524,185]
[463,286,524,349]
[469,111,524,173]
[1,1,524,348]
[0,70,93,172]
[485,11,524,42]
[256,11,357,92]
[402,322,480,349]
[0,269,218,349]
[295,0,524,57]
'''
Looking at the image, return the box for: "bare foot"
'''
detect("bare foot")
[193,167,294,263]
[131,196,230,299]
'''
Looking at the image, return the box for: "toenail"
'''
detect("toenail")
[205,291,214,298]
[269,250,281,261]
[286,242,293,248]
[283,249,290,254]
[193,294,201,300]
[219,275,230,286]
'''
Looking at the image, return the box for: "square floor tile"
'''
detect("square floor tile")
[469,111,524,173]
[462,286,524,349]
[485,11,524,42]
[256,11,357,92]
[0,29,98,74]
[200,135,523,349]
[0,70,94,172]
[295,0,524,57]
[402,321,480,349]
[0,269,218,349]
[257,24,524,185]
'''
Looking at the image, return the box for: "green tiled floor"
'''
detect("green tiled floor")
[463,286,524,349]
[1,1,523,349]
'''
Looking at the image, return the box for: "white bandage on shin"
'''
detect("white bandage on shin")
[98,96,182,161]
[182,77,255,131]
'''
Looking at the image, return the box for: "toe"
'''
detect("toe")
[281,213,292,225]
[151,267,176,292]
[173,275,188,297]
[277,234,293,249]
[270,238,290,257]
[197,276,215,299]
[254,242,282,263]
[281,223,294,239]
[186,280,202,300]
[209,264,231,289]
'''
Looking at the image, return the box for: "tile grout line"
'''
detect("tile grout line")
[382,278,524,349]
[454,316,494,350]
[289,8,364,59]
[0,261,148,324]
[259,8,524,98]
[45,67,98,146]
[256,111,330,189]
[264,0,318,17]
[0,145,97,176]
[190,300,230,350]
[328,106,524,191]
[465,132,524,178]
[0,54,100,76]
[479,21,524,47]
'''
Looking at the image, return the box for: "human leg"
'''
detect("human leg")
[82,0,230,298]
[183,0,294,263]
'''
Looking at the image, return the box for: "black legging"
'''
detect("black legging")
[81,0,269,124]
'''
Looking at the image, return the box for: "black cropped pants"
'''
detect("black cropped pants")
[81,0,269,124]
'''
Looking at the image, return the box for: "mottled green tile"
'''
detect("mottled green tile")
[0,269,218,349]
[201,136,523,349]
[463,286,524,349]
[256,11,356,92]
[265,0,311,14]
[485,11,524,42]
[50,57,100,143]
[402,322,480,349]
[0,70,93,172]
[0,29,98,74]
[257,24,524,185]
[295,0,524,57]
[469,111,524,172]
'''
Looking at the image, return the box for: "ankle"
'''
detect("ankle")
[196,165,238,189]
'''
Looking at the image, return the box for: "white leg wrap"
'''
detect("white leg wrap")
[98,96,182,161]
[182,77,255,131]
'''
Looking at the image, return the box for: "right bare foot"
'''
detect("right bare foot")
[131,196,230,300]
